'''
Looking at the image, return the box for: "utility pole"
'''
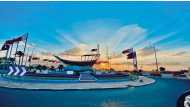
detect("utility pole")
[5,48,9,65]
[5,48,9,59]
[132,48,138,71]
[153,45,159,71]
[134,52,138,71]
[29,47,35,66]
[24,46,30,66]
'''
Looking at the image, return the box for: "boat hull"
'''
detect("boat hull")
[54,55,97,66]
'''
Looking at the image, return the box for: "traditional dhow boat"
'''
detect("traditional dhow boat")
[54,54,100,67]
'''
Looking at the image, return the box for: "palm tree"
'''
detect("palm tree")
[15,51,24,65]
[41,65,48,71]
[58,64,64,71]
[49,66,55,71]
[28,65,33,71]
[36,64,42,72]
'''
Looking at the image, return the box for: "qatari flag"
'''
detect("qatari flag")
[127,52,136,59]
[122,48,133,54]
[1,43,10,50]
[13,33,28,42]
[5,40,14,45]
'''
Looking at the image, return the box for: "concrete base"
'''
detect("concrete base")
[0,76,155,90]
[161,74,173,78]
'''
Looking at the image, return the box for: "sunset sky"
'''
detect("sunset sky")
[0,2,190,71]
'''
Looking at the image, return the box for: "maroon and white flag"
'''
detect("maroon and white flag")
[1,39,14,51]
[122,48,133,54]
[13,33,28,42]
[1,33,28,51]
[1,42,10,50]
[127,52,136,59]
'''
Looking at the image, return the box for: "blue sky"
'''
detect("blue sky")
[0,2,190,52]
[0,2,190,70]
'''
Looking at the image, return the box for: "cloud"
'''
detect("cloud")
[144,63,161,66]
[139,46,155,56]
[50,19,187,70]
[65,20,147,52]
[58,43,90,56]
[69,19,121,48]
[156,38,183,51]
[135,32,177,49]
[55,20,148,58]
[110,53,123,59]
[61,47,82,55]
[111,61,133,65]
[55,31,80,47]
[172,51,188,56]
[40,52,53,56]
[108,24,147,50]
[163,62,181,66]
[19,41,36,48]
[152,32,177,44]
[144,62,181,66]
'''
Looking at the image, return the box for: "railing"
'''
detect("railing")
[60,53,100,62]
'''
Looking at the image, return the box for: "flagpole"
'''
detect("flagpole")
[131,48,138,71]
[24,47,30,66]
[14,42,19,65]
[4,47,9,69]
[5,48,9,61]
[21,33,28,66]
[153,45,159,71]
[132,56,135,71]
[132,48,136,71]
[8,44,13,59]
[5,43,10,65]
